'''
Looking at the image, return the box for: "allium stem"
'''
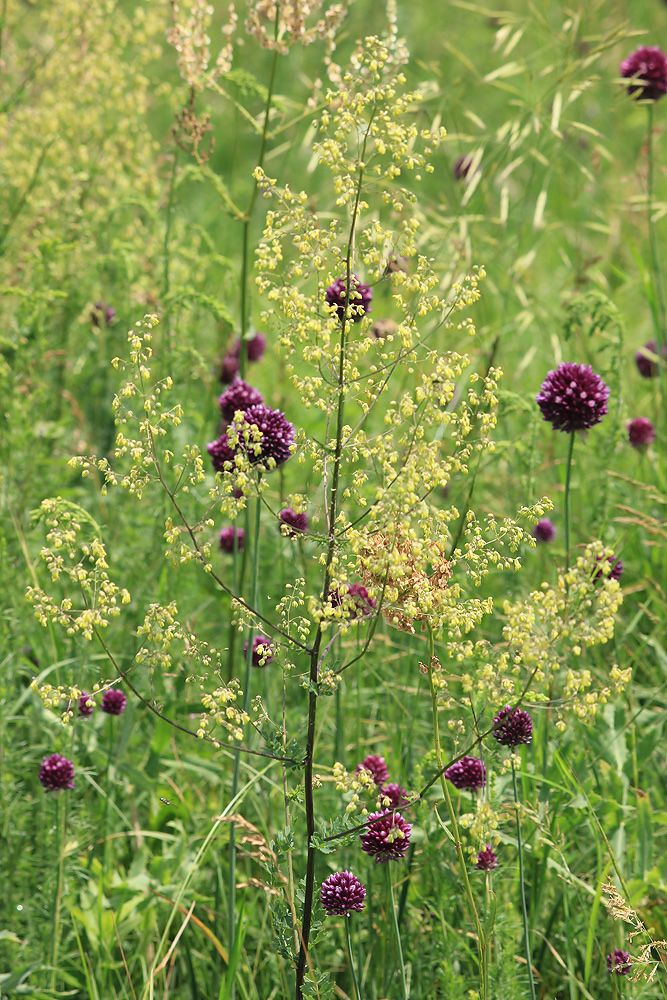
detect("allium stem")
[647,102,667,421]
[386,867,409,1000]
[564,431,575,576]
[427,628,487,1000]
[229,487,263,997]
[345,917,363,1000]
[50,792,68,991]
[511,759,536,1000]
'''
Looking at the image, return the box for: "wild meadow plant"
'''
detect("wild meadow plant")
[6,2,667,999]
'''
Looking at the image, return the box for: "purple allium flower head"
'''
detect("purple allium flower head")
[357,755,389,786]
[635,340,665,378]
[492,706,533,747]
[219,526,245,553]
[445,756,486,792]
[233,332,266,363]
[218,379,264,422]
[244,635,274,667]
[380,783,409,809]
[620,46,667,101]
[329,583,376,620]
[536,363,610,433]
[325,275,373,323]
[78,692,95,717]
[279,507,308,536]
[219,353,240,384]
[91,301,116,326]
[39,753,75,791]
[607,949,632,975]
[475,845,498,871]
[628,417,656,448]
[533,518,556,543]
[453,154,474,180]
[320,871,367,916]
[594,555,624,582]
[360,810,412,863]
[101,689,127,715]
[208,404,295,472]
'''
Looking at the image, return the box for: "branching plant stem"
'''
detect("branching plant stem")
[564,430,575,576]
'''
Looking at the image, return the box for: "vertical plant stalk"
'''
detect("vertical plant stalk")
[511,759,536,1000]
[50,792,69,990]
[102,716,115,872]
[426,629,487,1000]
[345,917,363,1000]
[229,485,263,997]
[386,867,409,1000]
[646,103,667,422]
[295,115,375,999]
[563,431,575,576]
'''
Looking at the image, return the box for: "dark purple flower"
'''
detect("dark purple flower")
[219,353,240,384]
[219,526,245,553]
[620,46,667,101]
[536,362,610,433]
[244,635,274,667]
[594,555,624,582]
[380,783,408,809]
[475,845,498,871]
[635,340,666,378]
[320,871,367,916]
[279,507,308,536]
[492,706,533,747]
[329,583,376,620]
[445,756,486,792]
[233,332,266,363]
[101,689,127,715]
[208,404,295,473]
[533,518,556,543]
[453,154,474,180]
[218,379,264,421]
[357,755,389,786]
[39,753,75,791]
[78,692,95,717]
[91,301,116,326]
[606,948,632,975]
[360,810,412,863]
[325,275,373,323]
[628,417,655,448]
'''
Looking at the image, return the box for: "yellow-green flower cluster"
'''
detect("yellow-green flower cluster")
[198,679,250,743]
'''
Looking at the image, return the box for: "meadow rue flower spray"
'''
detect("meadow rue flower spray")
[39,754,75,791]
[329,583,376,620]
[620,46,667,101]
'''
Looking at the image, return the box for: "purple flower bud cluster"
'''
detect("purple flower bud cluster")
[219,526,245,553]
[329,583,376,620]
[219,334,267,384]
[533,518,556,543]
[635,340,666,378]
[78,692,95,717]
[606,948,631,975]
[445,756,486,792]
[279,507,308,536]
[325,275,373,323]
[218,379,264,422]
[208,404,295,473]
[360,810,412,863]
[593,555,623,583]
[492,706,533,747]
[244,635,274,667]
[475,845,498,871]
[356,755,389,786]
[628,417,655,448]
[101,689,127,715]
[620,46,667,102]
[39,753,75,791]
[320,870,367,916]
[536,363,609,434]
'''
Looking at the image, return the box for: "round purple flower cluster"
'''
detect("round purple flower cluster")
[360,810,412,863]
[218,379,264,422]
[357,755,389,786]
[39,753,75,791]
[102,689,127,715]
[594,555,623,583]
[244,635,274,667]
[279,507,308,536]
[380,783,408,809]
[635,340,665,378]
[208,404,295,473]
[628,417,655,448]
[620,46,667,102]
[78,692,95,717]
[536,362,609,434]
[219,526,245,553]
[475,845,498,871]
[325,275,373,323]
[219,333,267,384]
[320,870,367,916]
[445,756,486,792]
[492,706,533,747]
[329,583,376,620]
[606,948,631,975]
[533,518,556,543]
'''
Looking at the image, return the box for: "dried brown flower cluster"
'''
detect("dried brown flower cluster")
[356,524,452,634]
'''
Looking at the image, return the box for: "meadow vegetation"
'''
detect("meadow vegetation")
[3,1,667,997]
